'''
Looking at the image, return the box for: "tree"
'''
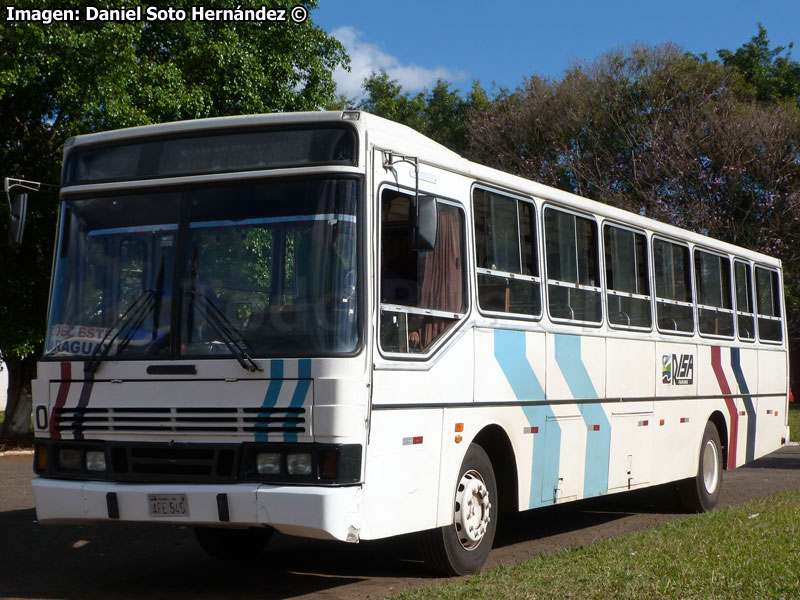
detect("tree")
[359,70,489,155]
[0,0,348,441]
[717,23,800,105]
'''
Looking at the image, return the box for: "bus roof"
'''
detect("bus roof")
[64,110,780,268]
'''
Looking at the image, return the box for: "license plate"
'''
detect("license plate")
[148,494,190,518]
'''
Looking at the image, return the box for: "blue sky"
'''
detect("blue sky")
[312,1,800,97]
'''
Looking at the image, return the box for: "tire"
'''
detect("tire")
[194,526,273,561]
[418,444,498,576]
[678,421,723,513]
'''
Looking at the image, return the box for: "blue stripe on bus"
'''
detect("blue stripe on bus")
[255,360,284,442]
[730,348,756,463]
[522,404,560,507]
[493,329,545,401]
[554,334,610,498]
[284,359,312,443]
[493,329,559,508]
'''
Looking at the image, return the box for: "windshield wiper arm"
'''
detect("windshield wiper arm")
[84,289,155,374]
[185,291,262,372]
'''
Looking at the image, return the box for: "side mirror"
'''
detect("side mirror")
[8,192,28,247]
[410,195,438,251]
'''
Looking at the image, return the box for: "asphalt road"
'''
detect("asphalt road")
[1,445,799,600]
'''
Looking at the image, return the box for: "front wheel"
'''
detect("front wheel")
[194,526,273,561]
[678,421,722,512]
[418,444,498,576]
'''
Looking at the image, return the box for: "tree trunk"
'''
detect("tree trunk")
[0,355,35,442]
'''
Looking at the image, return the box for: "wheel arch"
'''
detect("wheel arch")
[708,410,729,470]
[472,424,519,515]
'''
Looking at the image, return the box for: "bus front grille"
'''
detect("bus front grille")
[51,406,306,436]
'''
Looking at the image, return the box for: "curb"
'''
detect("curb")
[0,450,34,458]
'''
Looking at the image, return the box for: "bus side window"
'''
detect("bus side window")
[755,266,783,342]
[694,249,734,338]
[544,207,601,324]
[379,189,467,354]
[734,260,755,341]
[603,224,651,329]
[473,188,541,317]
[653,238,694,334]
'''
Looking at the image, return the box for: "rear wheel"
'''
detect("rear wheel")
[418,444,498,576]
[194,526,273,561]
[679,421,722,512]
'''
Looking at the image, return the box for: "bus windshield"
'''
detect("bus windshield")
[45,178,360,361]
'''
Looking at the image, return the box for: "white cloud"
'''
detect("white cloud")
[331,26,467,98]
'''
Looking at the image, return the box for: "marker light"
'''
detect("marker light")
[256,452,281,475]
[85,450,107,472]
[286,453,313,476]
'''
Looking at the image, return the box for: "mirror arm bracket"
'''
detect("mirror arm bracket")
[4,177,60,210]
[382,152,421,219]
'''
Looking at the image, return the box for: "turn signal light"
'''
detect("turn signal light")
[36,445,48,471]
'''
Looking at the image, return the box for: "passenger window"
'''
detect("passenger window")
[379,189,467,354]
[544,207,601,323]
[694,250,734,337]
[755,266,782,342]
[734,261,755,341]
[603,225,651,329]
[473,188,541,316]
[653,238,694,333]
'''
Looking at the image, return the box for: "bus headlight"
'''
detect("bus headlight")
[256,452,281,475]
[286,453,312,476]
[58,449,82,471]
[85,450,107,472]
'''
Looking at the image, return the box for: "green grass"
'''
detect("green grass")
[396,491,800,600]
[789,402,800,442]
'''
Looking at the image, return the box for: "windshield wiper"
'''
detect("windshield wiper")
[84,289,155,374]
[185,291,262,372]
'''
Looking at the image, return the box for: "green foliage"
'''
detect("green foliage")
[0,0,348,438]
[717,24,800,105]
[396,491,800,600]
[789,403,800,442]
[359,70,488,155]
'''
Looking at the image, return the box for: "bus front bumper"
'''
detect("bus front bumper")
[32,477,363,542]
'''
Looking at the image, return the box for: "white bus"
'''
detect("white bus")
[22,111,788,575]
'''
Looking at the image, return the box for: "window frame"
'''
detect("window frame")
[471,184,543,322]
[693,246,735,341]
[601,220,654,333]
[651,234,695,337]
[376,183,470,360]
[542,204,603,328]
[733,258,756,343]
[754,264,784,345]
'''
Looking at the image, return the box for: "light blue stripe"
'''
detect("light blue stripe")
[189,214,356,229]
[493,329,558,508]
[284,359,312,443]
[255,360,284,442]
[87,214,356,237]
[731,348,756,463]
[554,334,610,498]
[493,329,545,401]
[88,223,178,236]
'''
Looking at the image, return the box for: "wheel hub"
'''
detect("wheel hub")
[702,439,719,494]
[454,469,491,550]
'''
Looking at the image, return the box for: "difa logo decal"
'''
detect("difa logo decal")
[662,354,694,385]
